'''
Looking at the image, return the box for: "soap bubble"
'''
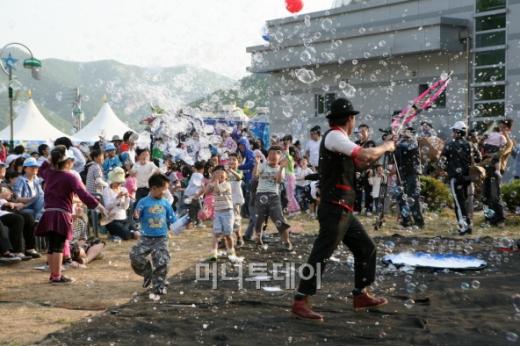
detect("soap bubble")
[440,72,450,81]
[505,332,518,342]
[352,59,359,65]
[304,15,311,27]
[244,100,255,109]
[55,91,63,102]
[460,282,470,290]
[259,195,269,205]
[253,53,264,63]
[471,280,480,289]
[321,18,333,31]
[300,50,313,63]
[404,299,415,309]
[341,84,357,98]
[513,293,520,312]
[359,27,366,34]
[295,68,318,84]
[483,207,495,219]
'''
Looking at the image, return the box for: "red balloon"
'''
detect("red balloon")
[285,0,303,13]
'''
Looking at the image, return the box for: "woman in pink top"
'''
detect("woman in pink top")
[37,145,106,284]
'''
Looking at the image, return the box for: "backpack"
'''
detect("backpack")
[80,161,95,185]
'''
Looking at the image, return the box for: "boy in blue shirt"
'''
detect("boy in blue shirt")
[130,174,177,295]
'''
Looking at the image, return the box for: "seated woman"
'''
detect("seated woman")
[13,158,44,221]
[0,186,40,259]
[0,220,22,264]
[102,167,140,240]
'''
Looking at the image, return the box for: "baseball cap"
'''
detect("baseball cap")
[326,98,359,120]
[105,142,116,151]
[23,157,41,168]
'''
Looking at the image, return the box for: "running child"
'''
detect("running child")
[130,174,177,295]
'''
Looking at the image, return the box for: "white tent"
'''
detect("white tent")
[0,98,70,142]
[74,101,133,142]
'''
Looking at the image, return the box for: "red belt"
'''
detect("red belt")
[335,184,352,191]
[331,200,354,213]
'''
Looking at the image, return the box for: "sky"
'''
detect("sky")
[0,0,334,80]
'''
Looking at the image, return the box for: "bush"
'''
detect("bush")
[420,176,452,211]
[501,179,520,211]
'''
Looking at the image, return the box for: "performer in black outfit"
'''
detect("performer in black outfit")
[291,98,395,321]
[441,121,481,235]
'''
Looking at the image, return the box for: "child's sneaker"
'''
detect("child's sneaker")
[49,275,74,285]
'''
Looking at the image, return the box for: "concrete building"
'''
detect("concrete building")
[247,0,518,140]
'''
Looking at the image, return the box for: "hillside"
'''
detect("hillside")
[0,51,237,134]
[189,73,270,115]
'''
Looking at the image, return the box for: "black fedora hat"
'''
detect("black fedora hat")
[326,98,359,120]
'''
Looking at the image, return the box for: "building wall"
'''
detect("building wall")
[268,52,468,140]
[251,0,520,143]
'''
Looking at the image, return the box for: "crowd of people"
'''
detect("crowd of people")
[0,100,517,299]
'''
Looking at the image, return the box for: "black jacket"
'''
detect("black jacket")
[441,138,481,178]
[394,137,421,176]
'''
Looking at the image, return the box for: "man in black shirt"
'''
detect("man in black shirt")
[355,124,376,214]
[291,98,395,321]
[394,127,424,228]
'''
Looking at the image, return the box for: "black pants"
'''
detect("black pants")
[449,177,471,232]
[47,232,66,254]
[483,170,505,225]
[241,182,251,218]
[0,213,26,253]
[0,221,13,254]
[106,220,135,240]
[355,178,373,212]
[297,204,377,295]
[18,211,36,250]
[397,175,424,227]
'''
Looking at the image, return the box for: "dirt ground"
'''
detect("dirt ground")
[2,211,520,345]
[0,228,211,345]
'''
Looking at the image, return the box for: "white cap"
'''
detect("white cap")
[451,121,467,132]
[59,149,76,162]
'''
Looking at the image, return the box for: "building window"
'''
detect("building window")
[476,0,506,13]
[475,13,506,31]
[314,93,336,116]
[474,66,505,82]
[474,85,505,101]
[475,50,505,66]
[474,102,505,117]
[476,31,506,47]
[419,84,446,108]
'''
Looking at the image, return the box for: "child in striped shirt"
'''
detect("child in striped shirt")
[205,166,237,262]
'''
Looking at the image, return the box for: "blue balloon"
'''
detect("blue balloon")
[261,25,270,42]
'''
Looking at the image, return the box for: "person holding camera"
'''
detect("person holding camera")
[102,167,140,240]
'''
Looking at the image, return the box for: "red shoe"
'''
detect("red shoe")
[353,290,388,311]
[291,297,324,322]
